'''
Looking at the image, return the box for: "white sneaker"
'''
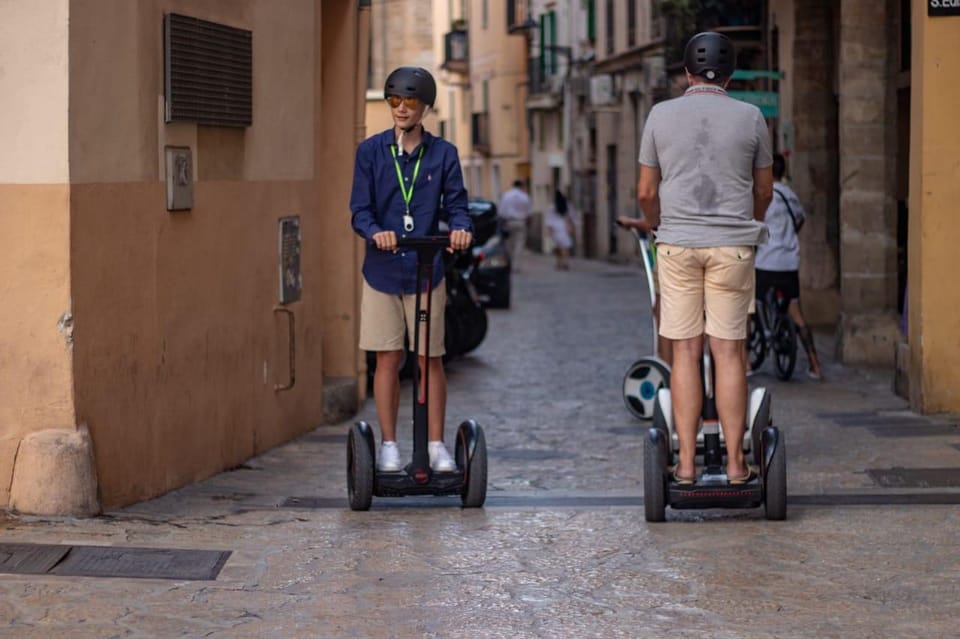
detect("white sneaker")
[378,441,401,472]
[428,441,457,472]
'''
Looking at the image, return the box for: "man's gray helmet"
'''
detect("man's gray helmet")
[683,32,735,82]
[384,66,437,108]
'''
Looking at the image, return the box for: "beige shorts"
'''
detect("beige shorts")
[657,244,755,340]
[359,279,446,357]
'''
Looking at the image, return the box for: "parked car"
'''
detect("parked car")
[467,198,512,309]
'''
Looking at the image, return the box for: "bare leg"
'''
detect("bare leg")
[653,297,674,366]
[373,350,404,442]
[423,355,447,442]
[789,300,822,377]
[710,336,749,479]
[671,335,704,480]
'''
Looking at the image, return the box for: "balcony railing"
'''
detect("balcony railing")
[443,30,469,74]
[471,112,490,154]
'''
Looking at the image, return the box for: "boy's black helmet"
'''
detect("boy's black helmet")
[384,66,437,108]
[683,32,735,81]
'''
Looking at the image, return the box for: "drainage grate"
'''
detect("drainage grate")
[0,543,70,575]
[866,467,960,489]
[0,543,230,580]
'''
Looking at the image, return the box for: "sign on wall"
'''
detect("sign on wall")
[928,0,960,16]
[727,90,780,118]
[278,216,302,305]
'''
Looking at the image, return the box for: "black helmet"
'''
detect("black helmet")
[683,32,735,82]
[384,66,437,108]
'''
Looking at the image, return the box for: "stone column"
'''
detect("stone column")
[789,0,840,326]
[836,0,901,365]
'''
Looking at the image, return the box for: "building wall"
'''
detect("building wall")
[1,0,365,509]
[908,1,960,413]
[0,1,75,505]
[465,0,528,200]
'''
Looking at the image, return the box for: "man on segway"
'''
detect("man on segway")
[632,32,774,485]
[350,66,473,473]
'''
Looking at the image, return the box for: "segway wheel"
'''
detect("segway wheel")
[773,319,797,381]
[623,358,671,420]
[751,390,772,467]
[763,427,787,521]
[643,429,668,522]
[458,423,487,508]
[347,423,374,511]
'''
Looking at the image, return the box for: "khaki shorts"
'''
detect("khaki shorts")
[657,244,755,340]
[359,279,446,357]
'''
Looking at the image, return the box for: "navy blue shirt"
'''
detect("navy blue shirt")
[350,128,472,294]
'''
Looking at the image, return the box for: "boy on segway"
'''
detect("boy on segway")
[350,66,473,473]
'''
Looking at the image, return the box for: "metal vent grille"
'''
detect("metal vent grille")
[164,13,252,127]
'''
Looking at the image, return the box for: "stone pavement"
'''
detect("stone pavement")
[2,250,959,638]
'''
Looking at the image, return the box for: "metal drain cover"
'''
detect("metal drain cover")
[0,543,230,580]
[0,543,71,575]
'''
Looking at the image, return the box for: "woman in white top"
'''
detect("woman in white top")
[755,153,822,379]
[546,190,575,270]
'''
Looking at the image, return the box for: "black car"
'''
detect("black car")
[467,198,512,309]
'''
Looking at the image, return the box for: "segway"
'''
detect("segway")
[347,235,488,510]
[643,344,786,521]
[620,226,671,420]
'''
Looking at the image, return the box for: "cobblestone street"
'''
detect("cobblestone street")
[2,250,959,638]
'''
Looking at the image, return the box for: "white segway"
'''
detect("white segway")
[644,344,786,521]
[621,226,671,420]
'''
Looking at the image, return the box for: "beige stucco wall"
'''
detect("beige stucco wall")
[0,0,70,183]
[1,0,365,510]
[0,2,75,505]
[908,3,960,413]
[0,185,74,505]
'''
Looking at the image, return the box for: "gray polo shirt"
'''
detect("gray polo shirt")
[638,84,772,247]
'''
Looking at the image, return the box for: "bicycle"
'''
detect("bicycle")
[747,285,797,381]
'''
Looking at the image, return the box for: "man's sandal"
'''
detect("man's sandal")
[727,467,758,485]
[671,467,696,486]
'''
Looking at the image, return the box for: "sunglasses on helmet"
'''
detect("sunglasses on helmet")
[386,95,421,109]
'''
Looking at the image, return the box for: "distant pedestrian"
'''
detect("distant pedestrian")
[754,153,823,379]
[498,179,531,272]
[546,190,575,270]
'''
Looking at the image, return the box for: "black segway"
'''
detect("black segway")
[347,235,488,510]
[643,345,786,521]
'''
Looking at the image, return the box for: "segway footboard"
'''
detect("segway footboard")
[667,478,763,511]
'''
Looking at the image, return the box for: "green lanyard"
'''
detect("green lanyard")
[390,144,424,217]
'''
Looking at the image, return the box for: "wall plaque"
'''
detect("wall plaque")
[279,216,302,304]
[165,146,193,211]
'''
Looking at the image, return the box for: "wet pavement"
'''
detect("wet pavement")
[2,250,960,638]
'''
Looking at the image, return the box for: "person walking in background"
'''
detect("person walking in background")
[498,179,531,272]
[546,190,576,270]
[754,152,823,380]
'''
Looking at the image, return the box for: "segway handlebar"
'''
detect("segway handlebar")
[396,235,453,249]
[614,219,650,241]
